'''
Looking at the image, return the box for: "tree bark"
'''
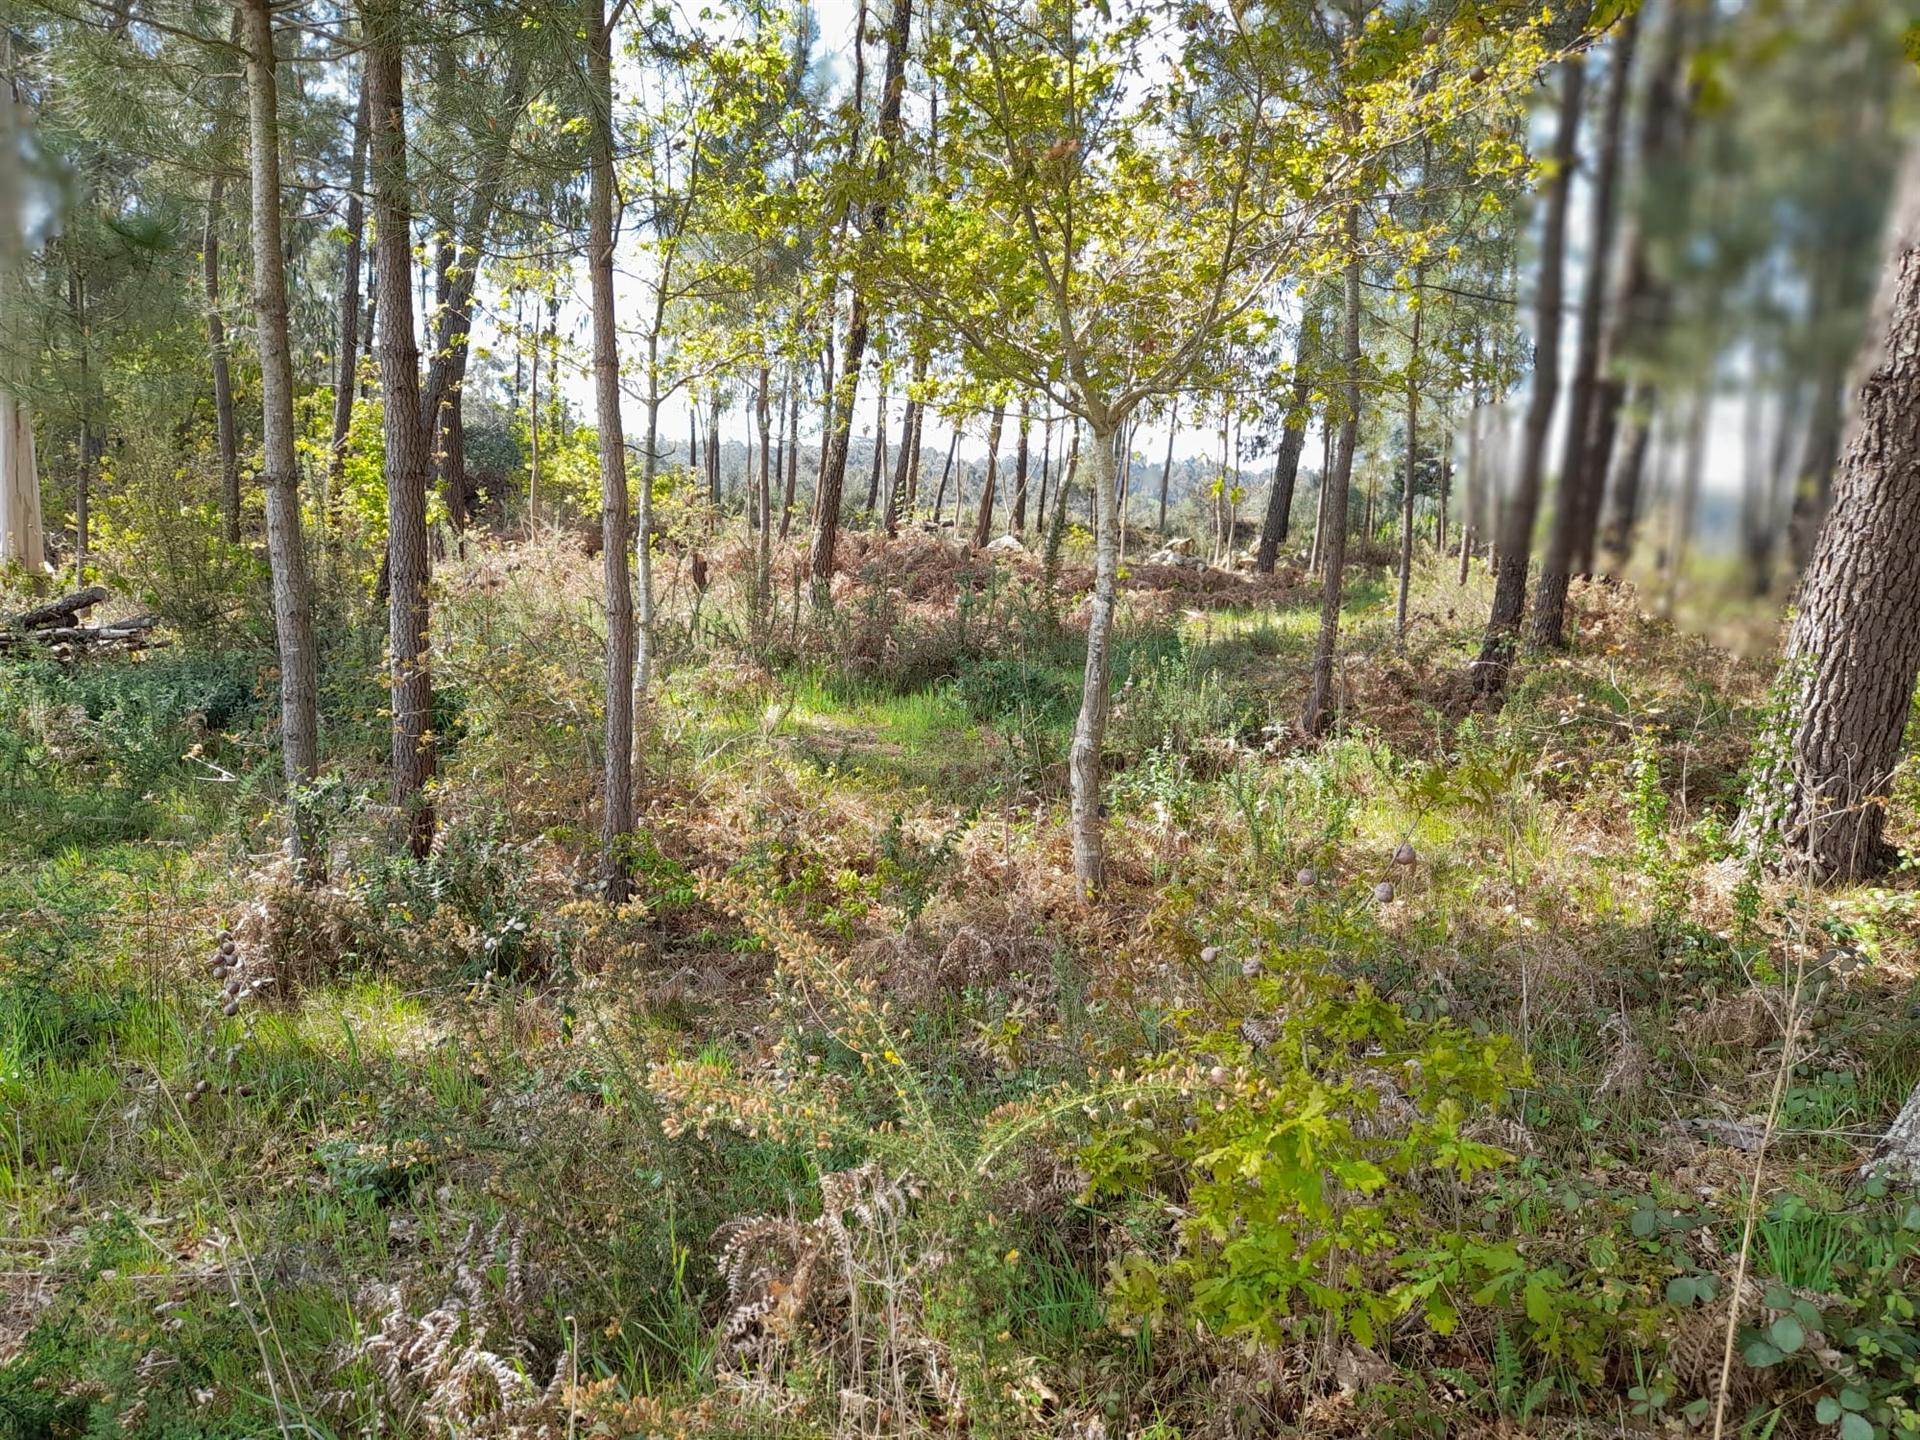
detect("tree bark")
[972,403,1004,549]
[1474,59,1584,693]
[1302,211,1363,738]
[240,0,322,874]
[1009,404,1031,532]
[201,176,242,544]
[1533,17,1638,647]
[779,371,799,538]
[366,0,435,859]
[587,0,634,902]
[1256,319,1314,574]
[807,0,912,585]
[326,74,369,527]
[1738,138,1920,882]
[1069,417,1120,888]
[863,382,887,516]
[1396,265,1424,645]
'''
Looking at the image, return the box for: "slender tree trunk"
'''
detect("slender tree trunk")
[326,74,369,527]
[933,426,958,518]
[1662,381,1710,617]
[1257,319,1314,574]
[884,371,918,536]
[1596,0,1697,577]
[1155,399,1177,538]
[240,0,322,874]
[1069,415,1121,888]
[1035,416,1054,532]
[972,403,1004,549]
[1396,266,1425,645]
[201,175,242,544]
[756,362,773,606]
[586,0,633,902]
[863,383,887,516]
[780,372,799,538]
[905,378,926,516]
[366,1,434,858]
[1043,423,1077,585]
[1533,15,1638,646]
[808,0,912,586]
[1738,138,1920,883]
[1474,59,1584,693]
[1302,212,1363,738]
[635,324,663,699]
[1010,404,1031,532]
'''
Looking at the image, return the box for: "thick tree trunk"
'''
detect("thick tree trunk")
[1533,15,1638,647]
[1302,215,1363,738]
[807,0,912,585]
[366,2,435,859]
[1738,138,1920,882]
[1474,59,1583,693]
[972,403,1004,549]
[1257,319,1314,574]
[326,75,369,527]
[1069,417,1120,888]
[240,0,322,875]
[587,0,634,902]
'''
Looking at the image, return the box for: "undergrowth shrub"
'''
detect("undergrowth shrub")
[1084,942,1521,1352]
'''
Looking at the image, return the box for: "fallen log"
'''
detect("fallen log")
[0,613,161,655]
[10,585,109,631]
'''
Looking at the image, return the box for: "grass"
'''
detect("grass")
[4,536,1920,1440]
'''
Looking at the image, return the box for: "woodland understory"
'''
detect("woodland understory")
[5,531,1919,1440]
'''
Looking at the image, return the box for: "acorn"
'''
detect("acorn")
[1423,25,1441,44]
[1200,945,1221,965]
[212,962,231,981]
[1393,841,1419,868]
[1207,1065,1230,1088]
[1295,867,1318,887]
[219,937,236,957]
[221,999,240,1017]
[1470,65,1487,84]
[1373,881,1396,904]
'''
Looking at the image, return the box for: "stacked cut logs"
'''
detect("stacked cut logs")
[1,586,163,657]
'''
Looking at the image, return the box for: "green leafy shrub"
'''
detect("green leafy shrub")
[1084,945,1521,1350]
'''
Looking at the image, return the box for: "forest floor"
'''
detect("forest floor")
[4,529,1919,1440]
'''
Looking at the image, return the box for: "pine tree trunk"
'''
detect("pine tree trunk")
[863,384,887,517]
[1069,417,1120,888]
[326,74,369,528]
[1475,59,1584,693]
[1533,15,1638,647]
[240,0,322,875]
[1739,139,1920,881]
[366,1,435,859]
[587,0,633,902]
[1257,317,1314,574]
[972,403,1004,550]
[1010,405,1031,532]
[1303,212,1363,738]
